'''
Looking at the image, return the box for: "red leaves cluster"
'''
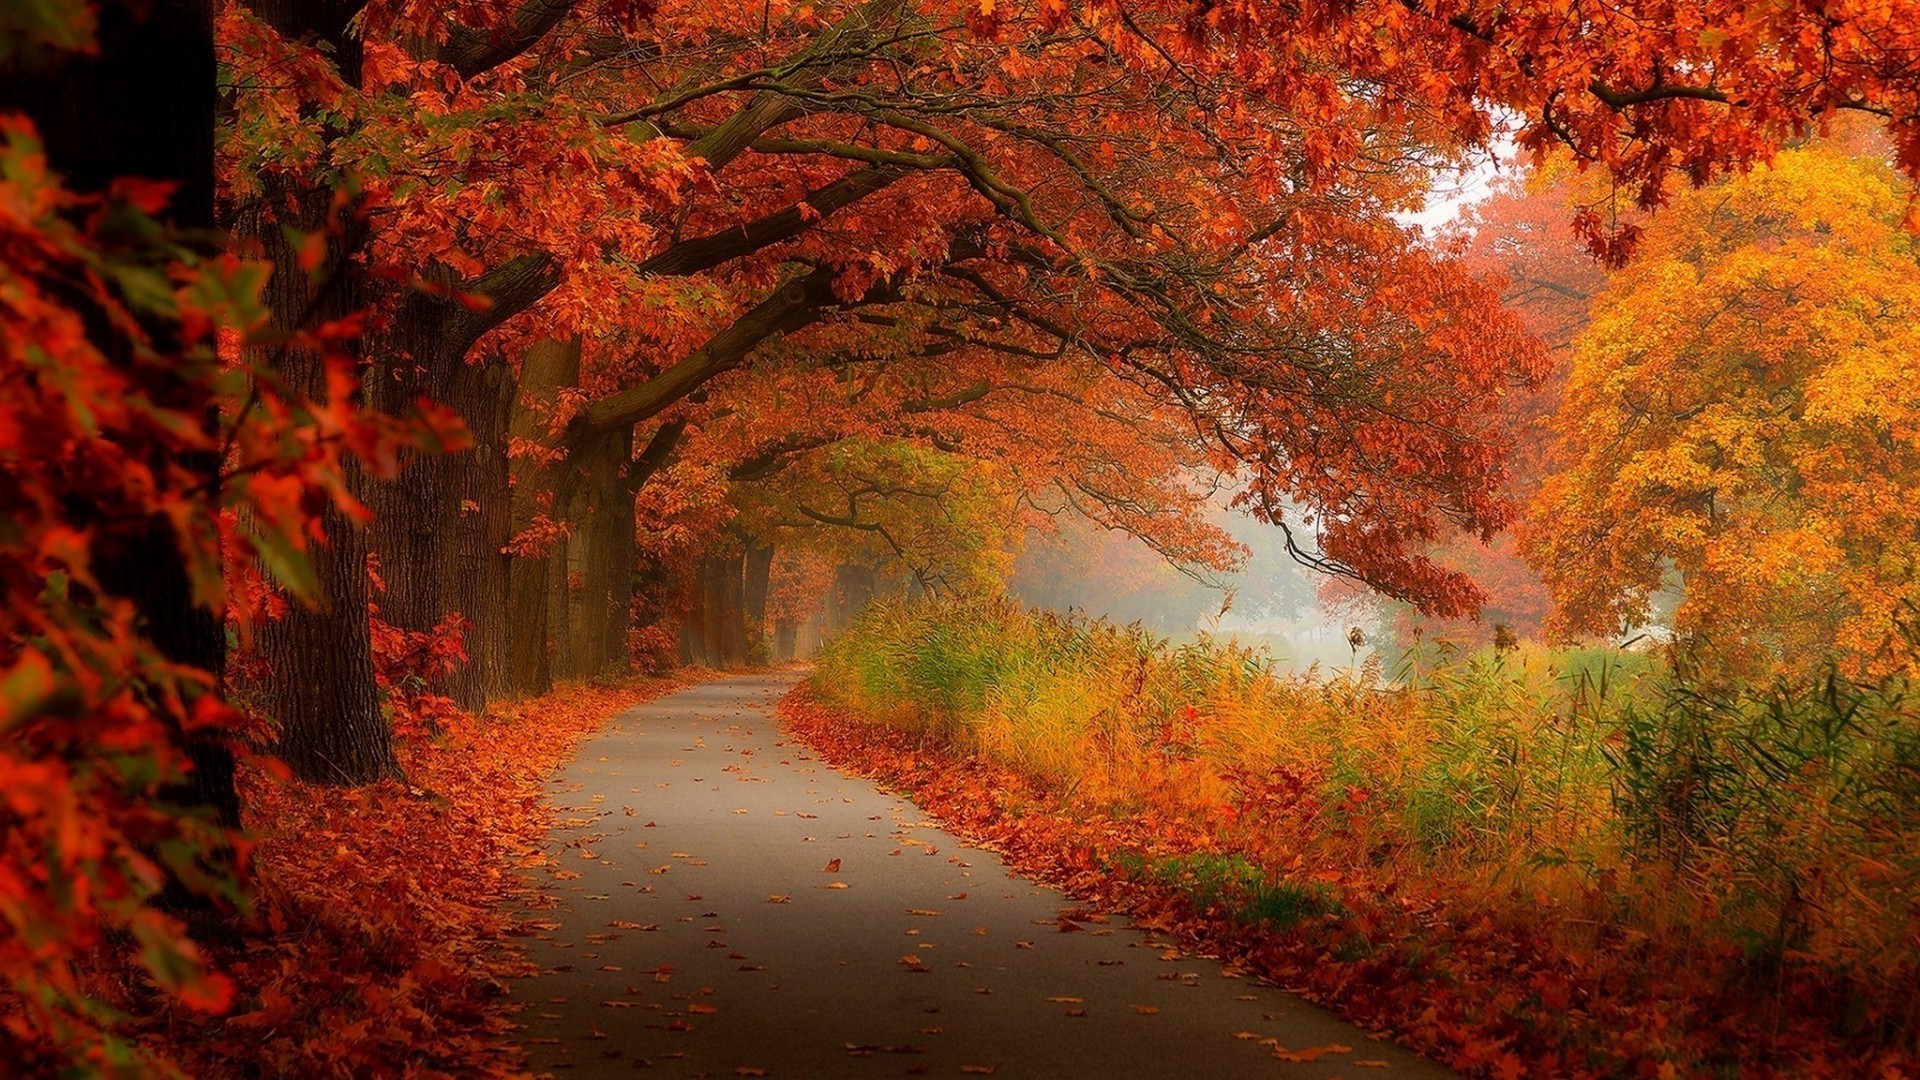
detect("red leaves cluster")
[780,687,1918,1077]
[121,674,700,1076]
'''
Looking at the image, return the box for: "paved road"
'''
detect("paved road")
[511,672,1449,1079]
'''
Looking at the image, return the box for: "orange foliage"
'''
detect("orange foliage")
[0,105,453,1073]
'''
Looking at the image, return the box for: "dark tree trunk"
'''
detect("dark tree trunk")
[438,356,515,711]
[0,0,241,823]
[236,0,397,785]
[363,294,450,637]
[545,530,571,683]
[691,555,728,667]
[501,338,580,699]
[684,548,752,669]
[743,541,774,664]
[555,428,633,679]
[823,564,876,640]
[718,550,749,667]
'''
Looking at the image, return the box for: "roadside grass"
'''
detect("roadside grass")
[808,596,1920,1076]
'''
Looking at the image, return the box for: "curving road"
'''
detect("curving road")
[510,672,1450,1079]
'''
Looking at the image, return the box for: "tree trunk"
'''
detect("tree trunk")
[556,428,633,679]
[743,541,773,664]
[683,548,753,669]
[235,0,396,785]
[719,550,749,667]
[501,338,580,699]
[823,564,876,641]
[438,356,514,712]
[774,619,798,663]
[363,293,450,637]
[546,530,571,683]
[688,556,726,668]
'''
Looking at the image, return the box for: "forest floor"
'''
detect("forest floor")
[510,671,1445,1078]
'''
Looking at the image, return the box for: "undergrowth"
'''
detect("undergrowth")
[810,595,1920,1075]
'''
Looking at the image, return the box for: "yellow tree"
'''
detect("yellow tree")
[1524,145,1920,675]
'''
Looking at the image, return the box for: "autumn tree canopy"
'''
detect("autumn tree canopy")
[11,0,1920,1069]
[1526,144,1920,675]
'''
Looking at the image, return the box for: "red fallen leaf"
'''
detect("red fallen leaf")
[907,908,941,916]
[900,955,929,972]
[767,894,791,903]
[1064,1008,1088,1017]
[1134,1005,1160,1015]
[689,1002,719,1014]
[588,1025,608,1040]
[645,821,658,827]
[736,1070,767,1077]
[1271,1043,1352,1063]
[960,1066,996,1075]
[822,858,842,873]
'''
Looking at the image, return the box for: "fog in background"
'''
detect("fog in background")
[1009,501,1386,673]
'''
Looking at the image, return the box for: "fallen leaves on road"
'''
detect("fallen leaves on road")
[126,674,702,1076]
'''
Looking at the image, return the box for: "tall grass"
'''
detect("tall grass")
[814,596,1920,1049]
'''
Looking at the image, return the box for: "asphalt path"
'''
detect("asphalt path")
[510,671,1451,1079]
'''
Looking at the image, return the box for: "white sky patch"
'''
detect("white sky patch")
[1399,130,1522,232]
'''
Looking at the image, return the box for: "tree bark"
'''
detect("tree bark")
[555,428,633,679]
[824,564,877,641]
[236,0,399,785]
[502,337,581,699]
[438,356,515,711]
[743,541,774,663]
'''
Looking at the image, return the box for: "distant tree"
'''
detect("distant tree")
[1524,146,1920,676]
